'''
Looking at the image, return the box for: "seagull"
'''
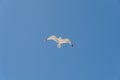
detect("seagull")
[45,35,74,48]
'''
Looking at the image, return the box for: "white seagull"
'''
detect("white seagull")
[45,35,74,48]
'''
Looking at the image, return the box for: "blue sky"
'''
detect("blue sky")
[0,0,120,80]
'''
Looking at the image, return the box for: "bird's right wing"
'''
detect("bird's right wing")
[63,38,74,47]
[47,35,58,42]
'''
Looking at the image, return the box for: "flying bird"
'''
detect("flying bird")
[45,35,74,48]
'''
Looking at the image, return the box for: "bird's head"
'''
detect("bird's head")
[58,36,62,39]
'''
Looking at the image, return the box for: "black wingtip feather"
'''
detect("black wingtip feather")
[44,39,48,42]
[71,44,74,47]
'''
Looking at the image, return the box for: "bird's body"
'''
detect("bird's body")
[46,35,73,48]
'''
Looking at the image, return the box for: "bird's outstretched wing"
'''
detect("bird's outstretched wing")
[46,35,58,42]
[62,38,74,47]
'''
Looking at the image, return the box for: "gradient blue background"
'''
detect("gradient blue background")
[0,0,120,80]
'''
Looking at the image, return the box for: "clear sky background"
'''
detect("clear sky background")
[0,0,120,80]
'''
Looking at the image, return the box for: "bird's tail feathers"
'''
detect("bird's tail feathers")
[57,43,61,48]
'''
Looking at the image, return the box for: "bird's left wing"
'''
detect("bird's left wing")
[46,35,58,42]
